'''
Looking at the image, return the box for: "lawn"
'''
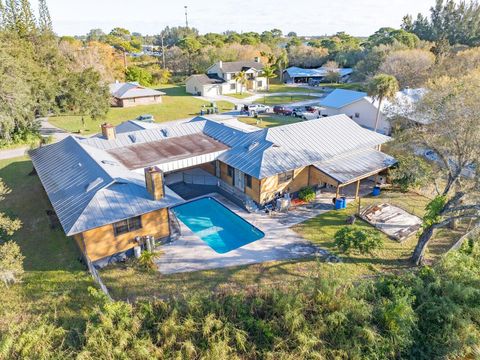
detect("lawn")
[49,85,235,135]
[0,157,95,337]
[254,94,319,106]
[320,82,366,91]
[240,114,302,128]
[101,189,463,301]
[261,83,325,94]
[225,92,253,99]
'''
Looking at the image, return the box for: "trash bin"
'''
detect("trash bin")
[372,186,381,196]
[341,196,347,209]
[335,198,344,210]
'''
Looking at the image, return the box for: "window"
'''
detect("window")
[257,80,263,88]
[245,174,253,188]
[227,165,234,177]
[355,112,360,118]
[278,170,294,183]
[113,216,142,236]
[230,83,236,90]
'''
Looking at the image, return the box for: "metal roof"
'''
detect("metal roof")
[109,82,165,99]
[219,60,264,73]
[188,74,225,85]
[314,148,396,184]
[218,114,391,179]
[29,136,183,236]
[285,66,353,78]
[319,89,368,109]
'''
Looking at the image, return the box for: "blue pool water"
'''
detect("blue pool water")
[172,197,265,254]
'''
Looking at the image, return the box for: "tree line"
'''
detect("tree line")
[0,0,110,144]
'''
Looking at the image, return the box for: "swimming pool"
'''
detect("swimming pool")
[171,197,264,254]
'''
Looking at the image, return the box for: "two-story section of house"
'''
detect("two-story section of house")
[186,58,267,96]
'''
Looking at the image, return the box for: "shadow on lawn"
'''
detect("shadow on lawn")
[0,160,85,272]
[157,85,189,97]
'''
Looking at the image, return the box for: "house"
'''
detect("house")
[283,66,353,84]
[29,114,394,266]
[319,88,425,134]
[186,58,267,96]
[109,82,165,107]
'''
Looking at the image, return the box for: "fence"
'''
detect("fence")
[85,256,112,300]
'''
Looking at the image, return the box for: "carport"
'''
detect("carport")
[312,148,397,199]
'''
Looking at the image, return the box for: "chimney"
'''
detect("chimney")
[101,123,116,140]
[254,56,260,63]
[144,166,165,200]
[218,60,223,69]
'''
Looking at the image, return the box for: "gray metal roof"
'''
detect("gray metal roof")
[29,136,183,236]
[188,74,225,85]
[220,60,264,73]
[217,114,391,179]
[314,148,396,184]
[109,82,165,99]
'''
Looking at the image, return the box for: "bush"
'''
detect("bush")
[298,186,316,202]
[334,226,383,254]
[0,241,25,286]
[137,250,158,271]
[125,65,153,86]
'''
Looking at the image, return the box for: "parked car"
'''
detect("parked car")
[246,104,270,114]
[136,114,155,123]
[273,105,293,116]
[292,107,306,117]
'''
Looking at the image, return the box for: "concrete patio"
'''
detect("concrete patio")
[155,194,329,274]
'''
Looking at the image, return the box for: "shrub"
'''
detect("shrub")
[137,251,158,271]
[334,226,383,254]
[298,186,316,202]
[0,241,25,286]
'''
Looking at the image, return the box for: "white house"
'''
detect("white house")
[319,88,425,134]
[186,59,267,96]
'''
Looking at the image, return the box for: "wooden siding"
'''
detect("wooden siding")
[79,208,169,261]
[219,161,233,186]
[308,166,339,187]
[259,167,310,204]
[199,161,215,175]
[245,176,261,203]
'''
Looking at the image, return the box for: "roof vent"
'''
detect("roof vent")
[128,134,137,143]
[161,128,169,137]
[85,177,104,192]
[247,141,259,151]
[101,160,118,166]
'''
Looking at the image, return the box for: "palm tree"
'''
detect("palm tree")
[262,65,277,91]
[276,49,289,82]
[233,71,248,94]
[367,74,399,132]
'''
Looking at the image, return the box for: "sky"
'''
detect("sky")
[42,0,435,37]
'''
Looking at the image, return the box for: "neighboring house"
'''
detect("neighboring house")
[30,114,394,266]
[109,81,165,107]
[186,58,267,96]
[319,88,425,134]
[283,66,353,84]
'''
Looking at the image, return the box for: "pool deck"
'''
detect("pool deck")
[155,194,329,274]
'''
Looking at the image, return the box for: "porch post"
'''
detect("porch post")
[374,173,379,185]
[335,185,340,199]
[355,179,360,200]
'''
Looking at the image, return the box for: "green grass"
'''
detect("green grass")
[0,157,95,335]
[253,95,319,106]
[49,85,235,135]
[240,115,302,128]
[261,84,325,94]
[225,92,253,99]
[320,82,366,91]
[102,189,461,301]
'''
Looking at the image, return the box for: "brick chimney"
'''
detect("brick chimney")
[144,166,165,200]
[101,123,116,140]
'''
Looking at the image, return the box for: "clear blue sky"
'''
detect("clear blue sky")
[42,0,434,37]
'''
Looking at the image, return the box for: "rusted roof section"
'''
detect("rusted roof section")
[106,133,229,170]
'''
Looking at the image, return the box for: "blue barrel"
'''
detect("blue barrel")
[372,186,381,196]
[341,196,347,208]
[335,198,343,210]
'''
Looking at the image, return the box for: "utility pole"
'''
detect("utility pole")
[184,5,189,28]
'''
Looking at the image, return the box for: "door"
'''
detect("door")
[215,161,220,178]
[234,169,245,192]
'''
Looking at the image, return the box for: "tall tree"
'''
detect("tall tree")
[262,64,277,91]
[403,71,480,265]
[38,0,52,33]
[367,74,399,132]
[18,0,35,34]
[233,71,248,94]
[3,0,20,31]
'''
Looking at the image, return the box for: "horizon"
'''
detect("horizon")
[43,0,434,37]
